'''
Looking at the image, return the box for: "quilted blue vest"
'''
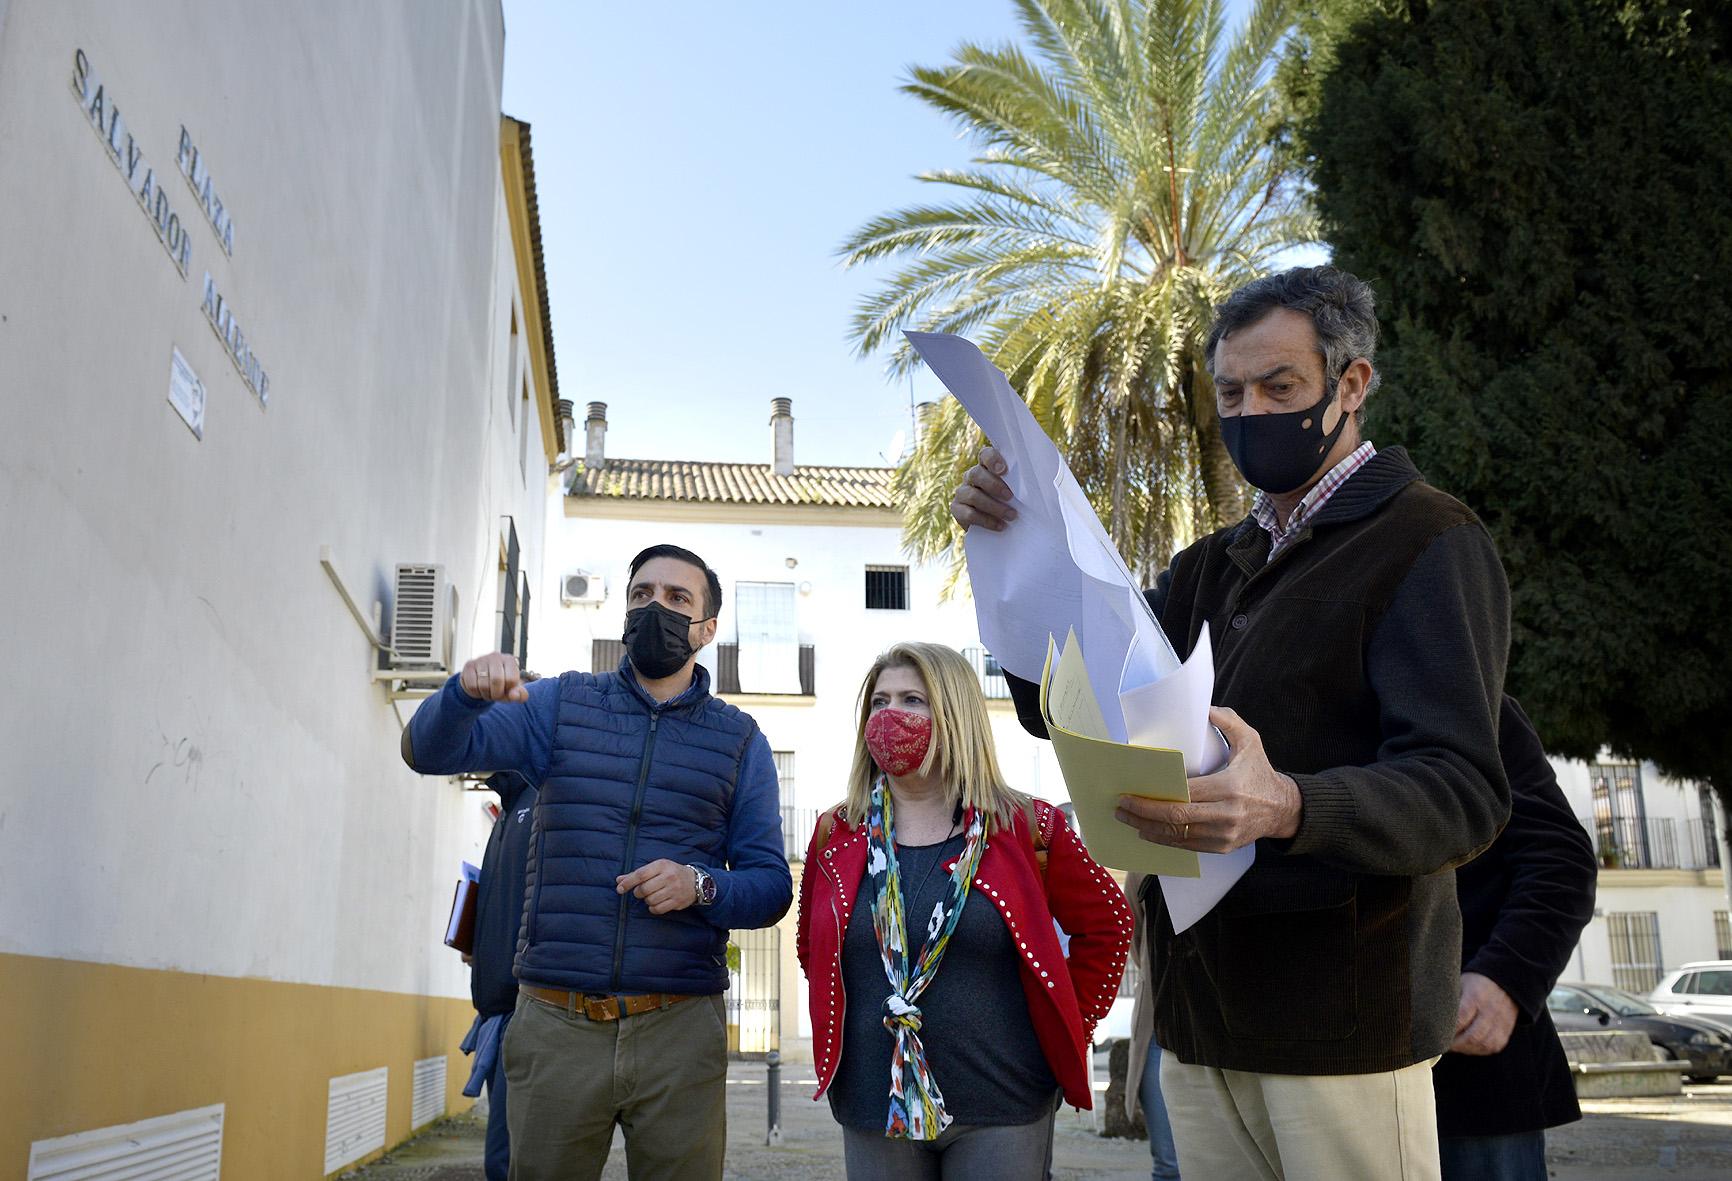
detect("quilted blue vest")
[513,659,758,995]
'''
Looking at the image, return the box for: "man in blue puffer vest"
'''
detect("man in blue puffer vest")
[403,543,792,1180]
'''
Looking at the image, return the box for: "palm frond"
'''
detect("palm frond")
[842,0,1313,581]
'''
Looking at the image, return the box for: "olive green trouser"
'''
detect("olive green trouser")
[503,989,727,1181]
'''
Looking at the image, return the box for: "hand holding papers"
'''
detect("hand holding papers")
[904,330,1176,740]
[906,330,1254,931]
[1039,630,1197,878]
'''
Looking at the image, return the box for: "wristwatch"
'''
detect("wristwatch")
[689,864,717,907]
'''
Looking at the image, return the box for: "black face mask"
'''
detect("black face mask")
[1218,381,1350,495]
[623,601,709,679]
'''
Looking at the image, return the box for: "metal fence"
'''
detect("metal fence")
[1582,814,1722,871]
[1686,817,1723,870]
[715,642,816,696]
[782,805,818,862]
[727,926,781,1056]
[590,639,815,695]
[961,645,1012,700]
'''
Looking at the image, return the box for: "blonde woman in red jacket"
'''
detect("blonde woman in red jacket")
[797,641,1133,1180]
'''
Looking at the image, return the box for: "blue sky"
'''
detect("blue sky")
[501,1,1261,469]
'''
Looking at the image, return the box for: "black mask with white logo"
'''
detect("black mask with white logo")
[623,601,708,679]
[1218,380,1350,494]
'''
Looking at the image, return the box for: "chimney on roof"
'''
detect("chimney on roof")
[770,397,794,476]
[584,401,607,471]
[555,399,576,457]
[914,400,937,450]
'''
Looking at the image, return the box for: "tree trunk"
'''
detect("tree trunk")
[1191,361,1247,522]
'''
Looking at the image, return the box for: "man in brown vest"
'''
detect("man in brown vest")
[953,266,1512,1180]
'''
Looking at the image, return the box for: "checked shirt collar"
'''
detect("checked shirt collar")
[1250,441,1377,561]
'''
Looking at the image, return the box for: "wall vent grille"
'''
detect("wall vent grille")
[27,1103,224,1181]
[411,1055,447,1128]
[324,1066,388,1174]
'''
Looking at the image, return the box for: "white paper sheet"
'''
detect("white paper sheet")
[906,331,1252,931]
[1116,623,1253,928]
[905,331,1177,740]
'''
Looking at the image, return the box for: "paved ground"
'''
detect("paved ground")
[344,1063,1732,1180]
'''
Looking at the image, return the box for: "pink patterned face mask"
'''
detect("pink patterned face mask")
[864,707,933,777]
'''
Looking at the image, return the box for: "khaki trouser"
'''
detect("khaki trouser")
[503,989,727,1181]
[1160,1054,1442,1181]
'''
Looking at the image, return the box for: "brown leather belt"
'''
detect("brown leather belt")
[520,983,695,1022]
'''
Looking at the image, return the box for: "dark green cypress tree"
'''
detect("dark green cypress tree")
[1293,1,1732,841]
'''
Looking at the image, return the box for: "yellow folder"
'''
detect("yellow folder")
[1038,630,1199,877]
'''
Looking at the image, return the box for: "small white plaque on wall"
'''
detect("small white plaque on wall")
[168,346,206,439]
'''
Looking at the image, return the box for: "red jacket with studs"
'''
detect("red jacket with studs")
[796,798,1134,1111]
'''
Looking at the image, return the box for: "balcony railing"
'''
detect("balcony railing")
[961,645,1012,700]
[716,643,815,696]
[783,805,818,862]
[591,639,815,696]
[1687,817,1724,869]
[1583,814,1723,871]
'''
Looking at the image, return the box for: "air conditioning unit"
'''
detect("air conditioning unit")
[390,563,455,670]
[561,569,606,606]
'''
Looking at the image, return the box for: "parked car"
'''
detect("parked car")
[1548,982,1732,1083]
[1651,961,1732,1034]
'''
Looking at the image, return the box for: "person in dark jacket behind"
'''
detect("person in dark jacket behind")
[1435,696,1597,1179]
[953,266,1512,1180]
[402,543,792,1181]
[460,771,539,1181]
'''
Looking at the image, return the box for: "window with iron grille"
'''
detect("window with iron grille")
[592,637,625,672]
[1590,762,1648,868]
[1716,911,1732,960]
[773,751,796,807]
[1697,787,1723,869]
[1607,911,1664,993]
[516,577,530,669]
[505,308,519,423]
[498,519,522,658]
[519,374,532,483]
[864,565,909,611]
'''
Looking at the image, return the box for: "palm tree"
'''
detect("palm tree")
[843,0,1316,583]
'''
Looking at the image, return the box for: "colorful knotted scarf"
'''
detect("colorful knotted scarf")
[866,778,987,1139]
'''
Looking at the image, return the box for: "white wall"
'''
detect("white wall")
[538,509,1065,813]
[0,0,548,1000]
[1569,884,1728,986]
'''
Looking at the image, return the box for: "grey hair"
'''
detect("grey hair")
[1204,266,1382,401]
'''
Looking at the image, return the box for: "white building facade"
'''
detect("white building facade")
[544,398,1732,1048]
[0,2,566,1175]
[540,398,1070,1052]
[1550,757,1730,991]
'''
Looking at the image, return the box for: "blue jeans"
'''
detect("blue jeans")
[1439,1130,1546,1181]
[1139,1043,1181,1181]
[484,1014,511,1181]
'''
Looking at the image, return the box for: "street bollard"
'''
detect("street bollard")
[765,1049,783,1145]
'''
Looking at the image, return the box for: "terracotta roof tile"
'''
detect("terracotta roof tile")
[568,459,895,508]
